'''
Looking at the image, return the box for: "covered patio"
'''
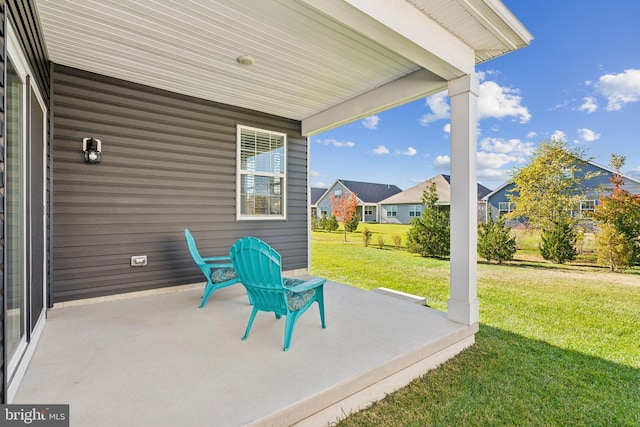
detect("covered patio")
[15,281,476,426]
[2,0,530,414]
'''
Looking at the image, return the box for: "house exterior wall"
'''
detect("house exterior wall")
[380,203,456,224]
[380,204,417,224]
[486,162,640,221]
[315,182,345,219]
[51,65,309,302]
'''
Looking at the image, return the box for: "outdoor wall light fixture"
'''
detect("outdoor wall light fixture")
[83,137,102,163]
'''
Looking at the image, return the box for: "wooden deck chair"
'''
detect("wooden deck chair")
[185,228,239,308]
[229,236,326,351]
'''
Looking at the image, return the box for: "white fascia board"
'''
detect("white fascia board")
[302,68,445,136]
[481,0,534,49]
[301,0,475,80]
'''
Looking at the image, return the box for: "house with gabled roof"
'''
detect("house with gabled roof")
[379,175,492,224]
[310,187,328,219]
[316,179,402,222]
[483,160,640,222]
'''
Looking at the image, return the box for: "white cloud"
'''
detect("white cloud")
[629,166,640,179]
[419,91,450,126]
[476,137,536,182]
[396,147,417,156]
[362,115,380,130]
[477,151,519,169]
[433,155,450,169]
[443,123,451,134]
[527,131,537,139]
[578,96,598,113]
[551,130,567,142]
[310,169,321,177]
[594,69,640,111]
[316,138,355,148]
[478,81,531,123]
[576,128,600,143]
[373,145,389,155]
[312,181,329,188]
[479,137,534,158]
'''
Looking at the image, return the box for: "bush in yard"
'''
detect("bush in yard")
[311,214,319,231]
[540,218,578,264]
[345,215,360,232]
[406,182,450,258]
[326,215,339,232]
[362,226,372,247]
[478,217,516,264]
[377,236,385,249]
[318,213,328,230]
[392,234,402,250]
[596,223,633,272]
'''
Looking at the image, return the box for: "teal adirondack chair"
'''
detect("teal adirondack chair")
[229,236,326,351]
[185,228,240,308]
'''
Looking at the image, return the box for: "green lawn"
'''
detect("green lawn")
[310,224,640,426]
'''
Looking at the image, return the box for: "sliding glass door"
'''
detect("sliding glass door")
[6,55,27,375]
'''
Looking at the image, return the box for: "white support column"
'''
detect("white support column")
[447,74,479,325]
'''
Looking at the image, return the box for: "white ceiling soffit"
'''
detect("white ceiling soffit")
[34,0,531,135]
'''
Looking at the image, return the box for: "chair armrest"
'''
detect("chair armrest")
[284,277,326,293]
[202,256,232,262]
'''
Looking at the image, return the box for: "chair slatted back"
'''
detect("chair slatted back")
[230,237,288,313]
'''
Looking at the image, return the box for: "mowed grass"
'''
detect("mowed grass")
[310,223,640,426]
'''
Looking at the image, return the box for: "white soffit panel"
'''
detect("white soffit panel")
[35,0,420,121]
[34,0,530,127]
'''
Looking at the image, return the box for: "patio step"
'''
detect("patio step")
[371,287,427,305]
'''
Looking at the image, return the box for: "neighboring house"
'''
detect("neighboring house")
[484,160,640,222]
[0,0,531,404]
[316,180,402,222]
[310,187,328,219]
[379,175,492,224]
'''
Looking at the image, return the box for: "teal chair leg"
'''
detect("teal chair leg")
[283,314,299,351]
[243,307,259,340]
[199,282,215,308]
[317,290,326,329]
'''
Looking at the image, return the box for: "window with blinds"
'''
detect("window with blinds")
[237,125,287,219]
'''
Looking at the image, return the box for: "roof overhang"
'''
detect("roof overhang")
[34,0,532,135]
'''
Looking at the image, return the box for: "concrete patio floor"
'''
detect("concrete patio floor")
[14,280,477,426]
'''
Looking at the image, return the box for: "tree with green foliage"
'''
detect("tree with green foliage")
[539,217,578,264]
[318,213,328,230]
[345,215,360,233]
[478,216,516,264]
[596,223,633,272]
[325,215,339,232]
[505,139,594,230]
[362,226,372,247]
[593,154,640,266]
[505,139,599,263]
[406,181,450,258]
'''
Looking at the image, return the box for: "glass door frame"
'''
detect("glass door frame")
[5,19,49,402]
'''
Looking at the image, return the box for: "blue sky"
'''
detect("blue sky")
[310,1,640,191]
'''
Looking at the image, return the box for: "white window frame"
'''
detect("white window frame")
[387,205,397,217]
[236,125,287,220]
[579,199,596,217]
[409,204,422,217]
